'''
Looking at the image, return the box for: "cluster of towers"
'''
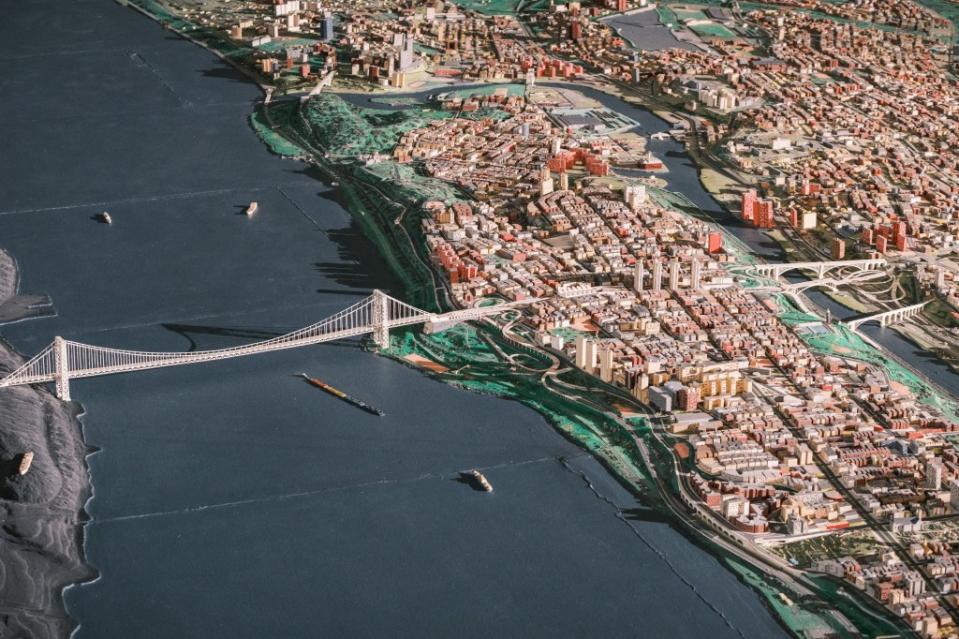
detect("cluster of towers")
[633,258,703,293]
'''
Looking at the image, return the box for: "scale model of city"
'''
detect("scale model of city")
[4,0,959,637]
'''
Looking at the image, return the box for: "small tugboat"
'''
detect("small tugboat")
[245,201,258,216]
[97,211,112,224]
[469,469,493,492]
[298,373,385,416]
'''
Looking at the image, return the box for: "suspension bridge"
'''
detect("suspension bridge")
[0,291,523,401]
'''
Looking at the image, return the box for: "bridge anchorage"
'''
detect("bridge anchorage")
[844,301,928,331]
[0,290,526,401]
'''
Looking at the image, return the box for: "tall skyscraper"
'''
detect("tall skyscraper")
[398,36,415,71]
[320,13,334,41]
[741,189,756,223]
[600,348,614,382]
[926,460,943,491]
[575,334,588,369]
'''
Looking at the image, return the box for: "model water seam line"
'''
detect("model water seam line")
[95,453,587,524]
[0,182,315,216]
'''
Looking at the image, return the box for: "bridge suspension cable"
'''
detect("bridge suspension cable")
[0,290,435,400]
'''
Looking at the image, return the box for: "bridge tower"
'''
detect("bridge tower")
[371,289,390,348]
[54,336,71,401]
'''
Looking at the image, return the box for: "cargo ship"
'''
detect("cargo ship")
[298,373,384,416]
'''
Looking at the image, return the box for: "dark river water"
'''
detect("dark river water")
[0,1,790,638]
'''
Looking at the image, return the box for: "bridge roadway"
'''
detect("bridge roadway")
[0,291,527,401]
[845,301,928,330]
[732,258,886,280]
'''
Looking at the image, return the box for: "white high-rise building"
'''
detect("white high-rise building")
[926,460,943,491]
[585,339,598,372]
[634,261,644,293]
[652,260,662,291]
[624,185,647,211]
[600,348,614,382]
[690,259,702,290]
[575,334,588,369]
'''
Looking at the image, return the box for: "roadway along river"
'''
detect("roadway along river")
[0,1,788,638]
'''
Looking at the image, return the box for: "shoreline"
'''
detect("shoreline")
[245,83,911,636]
[47,4,925,636]
[0,250,95,639]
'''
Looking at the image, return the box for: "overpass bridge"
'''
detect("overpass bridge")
[0,291,523,401]
[732,258,886,280]
[751,270,887,295]
[844,301,928,331]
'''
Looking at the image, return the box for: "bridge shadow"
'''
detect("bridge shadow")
[161,323,364,352]
[315,288,373,297]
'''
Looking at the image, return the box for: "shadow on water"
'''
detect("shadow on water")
[314,222,402,292]
[161,323,364,352]
[622,507,677,526]
[200,66,250,84]
[314,288,372,297]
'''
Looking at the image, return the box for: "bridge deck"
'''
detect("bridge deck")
[0,291,525,397]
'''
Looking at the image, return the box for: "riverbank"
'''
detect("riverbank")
[241,86,911,635]
[0,250,94,638]
[35,3,924,636]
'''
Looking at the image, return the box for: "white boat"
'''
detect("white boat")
[18,451,34,476]
[98,211,112,224]
[469,469,493,492]
[245,201,258,216]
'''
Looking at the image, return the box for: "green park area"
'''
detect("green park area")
[779,309,959,422]
[771,533,885,569]
[673,8,709,22]
[690,22,738,39]
[450,0,524,15]
[127,0,254,63]
[916,0,959,42]
[443,83,528,99]
[722,555,903,639]
[256,93,506,161]
[657,5,680,27]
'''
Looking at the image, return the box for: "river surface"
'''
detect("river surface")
[0,1,790,638]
